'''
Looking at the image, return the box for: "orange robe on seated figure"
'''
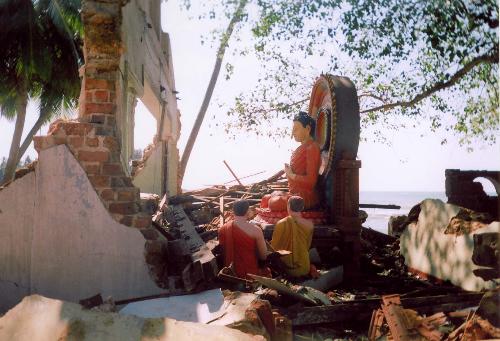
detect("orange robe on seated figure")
[289,140,321,209]
[219,221,270,279]
[271,216,313,277]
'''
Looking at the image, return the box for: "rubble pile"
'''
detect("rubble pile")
[129,176,500,340]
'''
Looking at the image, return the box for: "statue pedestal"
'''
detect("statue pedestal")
[332,159,361,279]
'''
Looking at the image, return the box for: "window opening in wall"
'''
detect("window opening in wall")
[473,177,499,196]
[133,99,157,161]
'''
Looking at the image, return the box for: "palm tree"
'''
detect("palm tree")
[0,0,82,185]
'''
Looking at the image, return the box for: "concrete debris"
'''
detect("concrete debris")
[0,295,264,341]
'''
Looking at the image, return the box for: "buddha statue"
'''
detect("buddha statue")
[285,111,321,209]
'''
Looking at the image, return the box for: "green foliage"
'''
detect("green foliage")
[182,0,499,146]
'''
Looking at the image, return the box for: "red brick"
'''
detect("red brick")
[85,78,114,91]
[102,136,119,151]
[54,136,66,145]
[134,216,152,229]
[83,162,100,175]
[78,150,109,162]
[93,90,110,103]
[100,188,115,200]
[86,137,99,147]
[88,175,110,188]
[85,90,93,101]
[61,122,93,136]
[68,136,84,148]
[118,215,133,226]
[102,163,123,176]
[108,202,137,215]
[84,103,114,115]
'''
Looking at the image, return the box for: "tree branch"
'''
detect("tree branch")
[361,52,499,114]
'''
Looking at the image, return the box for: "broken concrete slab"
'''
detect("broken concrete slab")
[0,146,163,314]
[120,289,224,322]
[0,295,264,341]
[400,199,500,291]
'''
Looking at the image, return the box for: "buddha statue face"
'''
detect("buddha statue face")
[292,121,312,143]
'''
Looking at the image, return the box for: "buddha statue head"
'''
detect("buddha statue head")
[292,111,316,143]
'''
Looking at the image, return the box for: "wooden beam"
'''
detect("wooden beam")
[291,293,483,327]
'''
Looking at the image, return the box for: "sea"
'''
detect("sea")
[360,191,448,234]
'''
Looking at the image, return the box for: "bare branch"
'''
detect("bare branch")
[361,52,499,114]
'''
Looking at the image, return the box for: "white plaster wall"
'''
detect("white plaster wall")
[0,145,162,313]
[0,173,35,312]
[400,199,500,291]
[133,143,164,195]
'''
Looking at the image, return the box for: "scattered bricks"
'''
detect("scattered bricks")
[100,188,115,201]
[84,102,114,115]
[93,90,110,103]
[111,176,133,187]
[85,78,114,91]
[89,114,106,124]
[102,163,123,176]
[82,162,101,175]
[102,136,119,151]
[140,228,159,240]
[68,136,84,149]
[78,150,109,162]
[108,202,138,215]
[85,137,100,147]
[249,300,276,336]
[88,175,110,188]
[134,215,152,229]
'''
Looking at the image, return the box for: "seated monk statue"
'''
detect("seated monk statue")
[284,111,321,209]
[270,196,318,278]
[218,200,271,279]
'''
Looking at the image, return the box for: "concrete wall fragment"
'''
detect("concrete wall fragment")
[400,199,500,291]
[0,145,163,313]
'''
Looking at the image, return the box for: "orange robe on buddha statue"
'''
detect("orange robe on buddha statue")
[289,140,321,209]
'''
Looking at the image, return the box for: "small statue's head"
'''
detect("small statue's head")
[292,111,315,142]
[233,200,250,217]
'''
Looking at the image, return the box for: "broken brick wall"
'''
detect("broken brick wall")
[0,0,182,310]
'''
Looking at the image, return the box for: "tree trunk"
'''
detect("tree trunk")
[1,91,28,185]
[178,0,248,187]
[14,110,48,166]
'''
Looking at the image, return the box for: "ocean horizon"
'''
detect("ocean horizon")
[360,191,448,234]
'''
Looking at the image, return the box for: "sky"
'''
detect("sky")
[1,1,499,193]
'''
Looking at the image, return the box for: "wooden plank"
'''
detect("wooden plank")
[291,293,483,327]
